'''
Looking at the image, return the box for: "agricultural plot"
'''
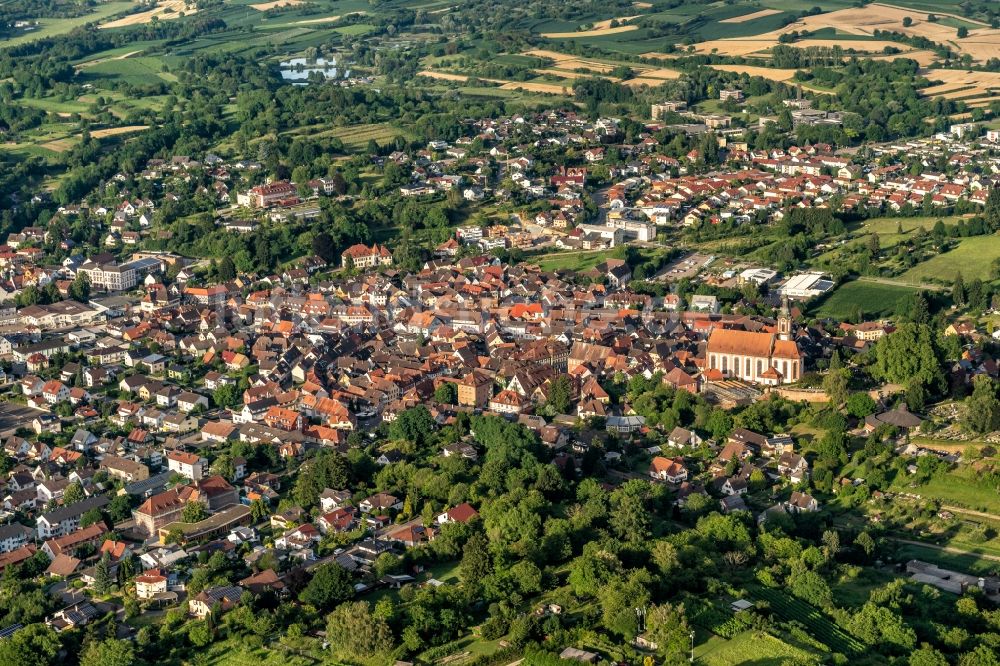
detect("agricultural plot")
[541,17,640,39]
[324,123,413,150]
[752,587,865,655]
[720,8,783,24]
[812,280,921,320]
[0,1,134,46]
[685,2,1000,63]
[101,0,197,28]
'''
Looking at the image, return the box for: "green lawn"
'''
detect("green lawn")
[901,234,1000,283]
[697,631,820,666]
[532,249,609,272]
[811,280,920,319]
[891,465,1000,514]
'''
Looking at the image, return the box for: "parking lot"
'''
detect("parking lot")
[0,402,46,437]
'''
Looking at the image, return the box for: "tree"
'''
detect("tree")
[871,323,944,391]
[611,491,650,544]
[312,231,336,263]
[546,375,573,414]
[963,376,1000,434]
[902,16,913,27]
[93,552,113,595]
[68,272,90,302]
[460,532,492,586]
[953,272,966,306]
[846,393,877,419]
[250,498,269,523]
[855,531,876,558]
[63,481,85,505]
[434,382,457,405]
[299,563,353,610]
[80,638,135,666]
[213,383,239,409]
[823,369,850,406]
[909,646,948,666]
[646,603,690,661]
[0,624,61,666]
[389,405,436,445]
[957,26,969,38]
[81,507,105,528]
[848,603,916,652]
[326,601,394,658]
[217,256,236,281]
[182,501,207,523]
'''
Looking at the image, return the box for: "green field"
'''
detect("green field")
[327,123,413,149]
[811,280,920,319]
[901,234,1000,283]
[894,543,1000,576]
[0,1,136,47]
[697,631,820,666]
[892,465,1000,514]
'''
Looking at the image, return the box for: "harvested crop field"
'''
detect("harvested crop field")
[921,69,1000,98]
[542,17,639,39]
[720,8,782,24]
[101,0,195,28]
[250,0,302,10]
[522,49,577,62]
[418,70,502,84]
[39,138,74,152]
[90,125,149,138]
[499,81,570,94]
[685,3,1000,62]
[710,64,798,82]
[623,77,674,87]
[419,71,568,95]
[534,68,618,82]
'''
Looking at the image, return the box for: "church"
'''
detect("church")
[705,309,803,385]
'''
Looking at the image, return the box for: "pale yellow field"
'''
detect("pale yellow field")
[720,8,782,24]
[101,0,195,28]
[921,69,1000,98]
[499,81,569,94]
[542,16,639,39]
[642,67,682,80]
[633,2,652,8]
[685,2,1000,62]
[523,49,577,62]
[710,64,799,82]
[91,125,150,138]
[250,0,302,10]
[534,68,616,81]
[40,139,74,153]
[623,77,675,87]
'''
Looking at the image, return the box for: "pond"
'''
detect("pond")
[278,57,351,83]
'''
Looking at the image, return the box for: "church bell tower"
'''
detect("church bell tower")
[778,297,792,341]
